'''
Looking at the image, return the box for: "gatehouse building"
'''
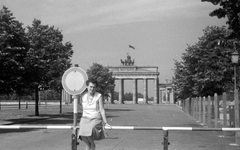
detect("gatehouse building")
[108,54,160,104]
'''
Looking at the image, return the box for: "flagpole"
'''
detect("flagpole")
[129,45,135,50]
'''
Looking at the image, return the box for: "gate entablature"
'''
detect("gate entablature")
[108,66,159,79]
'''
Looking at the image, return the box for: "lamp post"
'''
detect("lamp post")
[231,50,240,146]
[231,51,239,90]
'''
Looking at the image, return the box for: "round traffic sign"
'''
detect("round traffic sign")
[61,67,88,95]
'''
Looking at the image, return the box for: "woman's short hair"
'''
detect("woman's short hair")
[86,78,98,87]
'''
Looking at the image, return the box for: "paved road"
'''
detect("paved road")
[0,103,239,150]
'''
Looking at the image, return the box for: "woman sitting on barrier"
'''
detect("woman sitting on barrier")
[77,78,111,150]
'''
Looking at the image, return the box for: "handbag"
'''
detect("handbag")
[92,125,108,140]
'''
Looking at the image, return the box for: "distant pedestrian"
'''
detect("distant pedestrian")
[77,78,111,150]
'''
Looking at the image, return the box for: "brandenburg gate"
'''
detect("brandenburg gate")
[108,54,160,104]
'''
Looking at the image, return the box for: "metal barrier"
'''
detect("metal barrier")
[1,125,240,150]
[0,125,72,129]
[105,126,240,150]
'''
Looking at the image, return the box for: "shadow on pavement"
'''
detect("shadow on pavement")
[182,123,203,127]
[105,108,134,112]
[0,112,75,134]
[0,105,134,134]
[1,112,120,134]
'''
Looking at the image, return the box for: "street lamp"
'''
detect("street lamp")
[231,51,239,90]
[231,50,240,146]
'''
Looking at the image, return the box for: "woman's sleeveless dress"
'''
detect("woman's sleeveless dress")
[78,92,106,140]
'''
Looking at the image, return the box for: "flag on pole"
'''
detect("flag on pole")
[129,45,135,50]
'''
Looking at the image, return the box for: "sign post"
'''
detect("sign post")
[61,67,88,150]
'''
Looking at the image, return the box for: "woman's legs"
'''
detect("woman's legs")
[81,136,91,150]
[81,136,95,150]
[87,137,95,150]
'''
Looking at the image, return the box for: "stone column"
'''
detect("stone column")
[107,92,112,104]
[119,79,124,104]
[110,90,114,104]
[154,78,159,104]
[133,78,138,104]
[143,78,148,104]
[65,90,68,104]
[170,89,174,104]
[159,90,163,104]
[62,89,65,104]
[166,88,169,104]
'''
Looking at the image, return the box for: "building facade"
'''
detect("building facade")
[108,65,160,104]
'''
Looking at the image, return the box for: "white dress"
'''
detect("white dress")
[78,92,106,140]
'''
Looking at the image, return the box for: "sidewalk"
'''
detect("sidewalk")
[0,103,239,150]
[83,104,239,150]
[0,103,67,125]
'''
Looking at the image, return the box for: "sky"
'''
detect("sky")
[1,0,227,96]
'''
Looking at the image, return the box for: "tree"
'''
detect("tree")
[173,26,235,99]
[113,91,119,100]
[124,92,133,101]
[0,6,29,95]
[202,0,240,39]
[137,93,143,98]
[87,63,115,98]
[173,60,194,100]
[0,7,73,114]
[25,19,73,116]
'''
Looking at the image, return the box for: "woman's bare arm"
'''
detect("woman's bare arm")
[99,96,110,126]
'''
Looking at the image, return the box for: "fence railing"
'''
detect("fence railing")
[181,92,240,145]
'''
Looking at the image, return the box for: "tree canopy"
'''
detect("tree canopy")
[25,19,73,90]
[0,6,74,115]
[202,0,240,39]
[173,26,237,99]
[0,6,29,94]
[86,63,115,97]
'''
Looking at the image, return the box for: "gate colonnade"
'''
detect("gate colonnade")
[108,66,160,104]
